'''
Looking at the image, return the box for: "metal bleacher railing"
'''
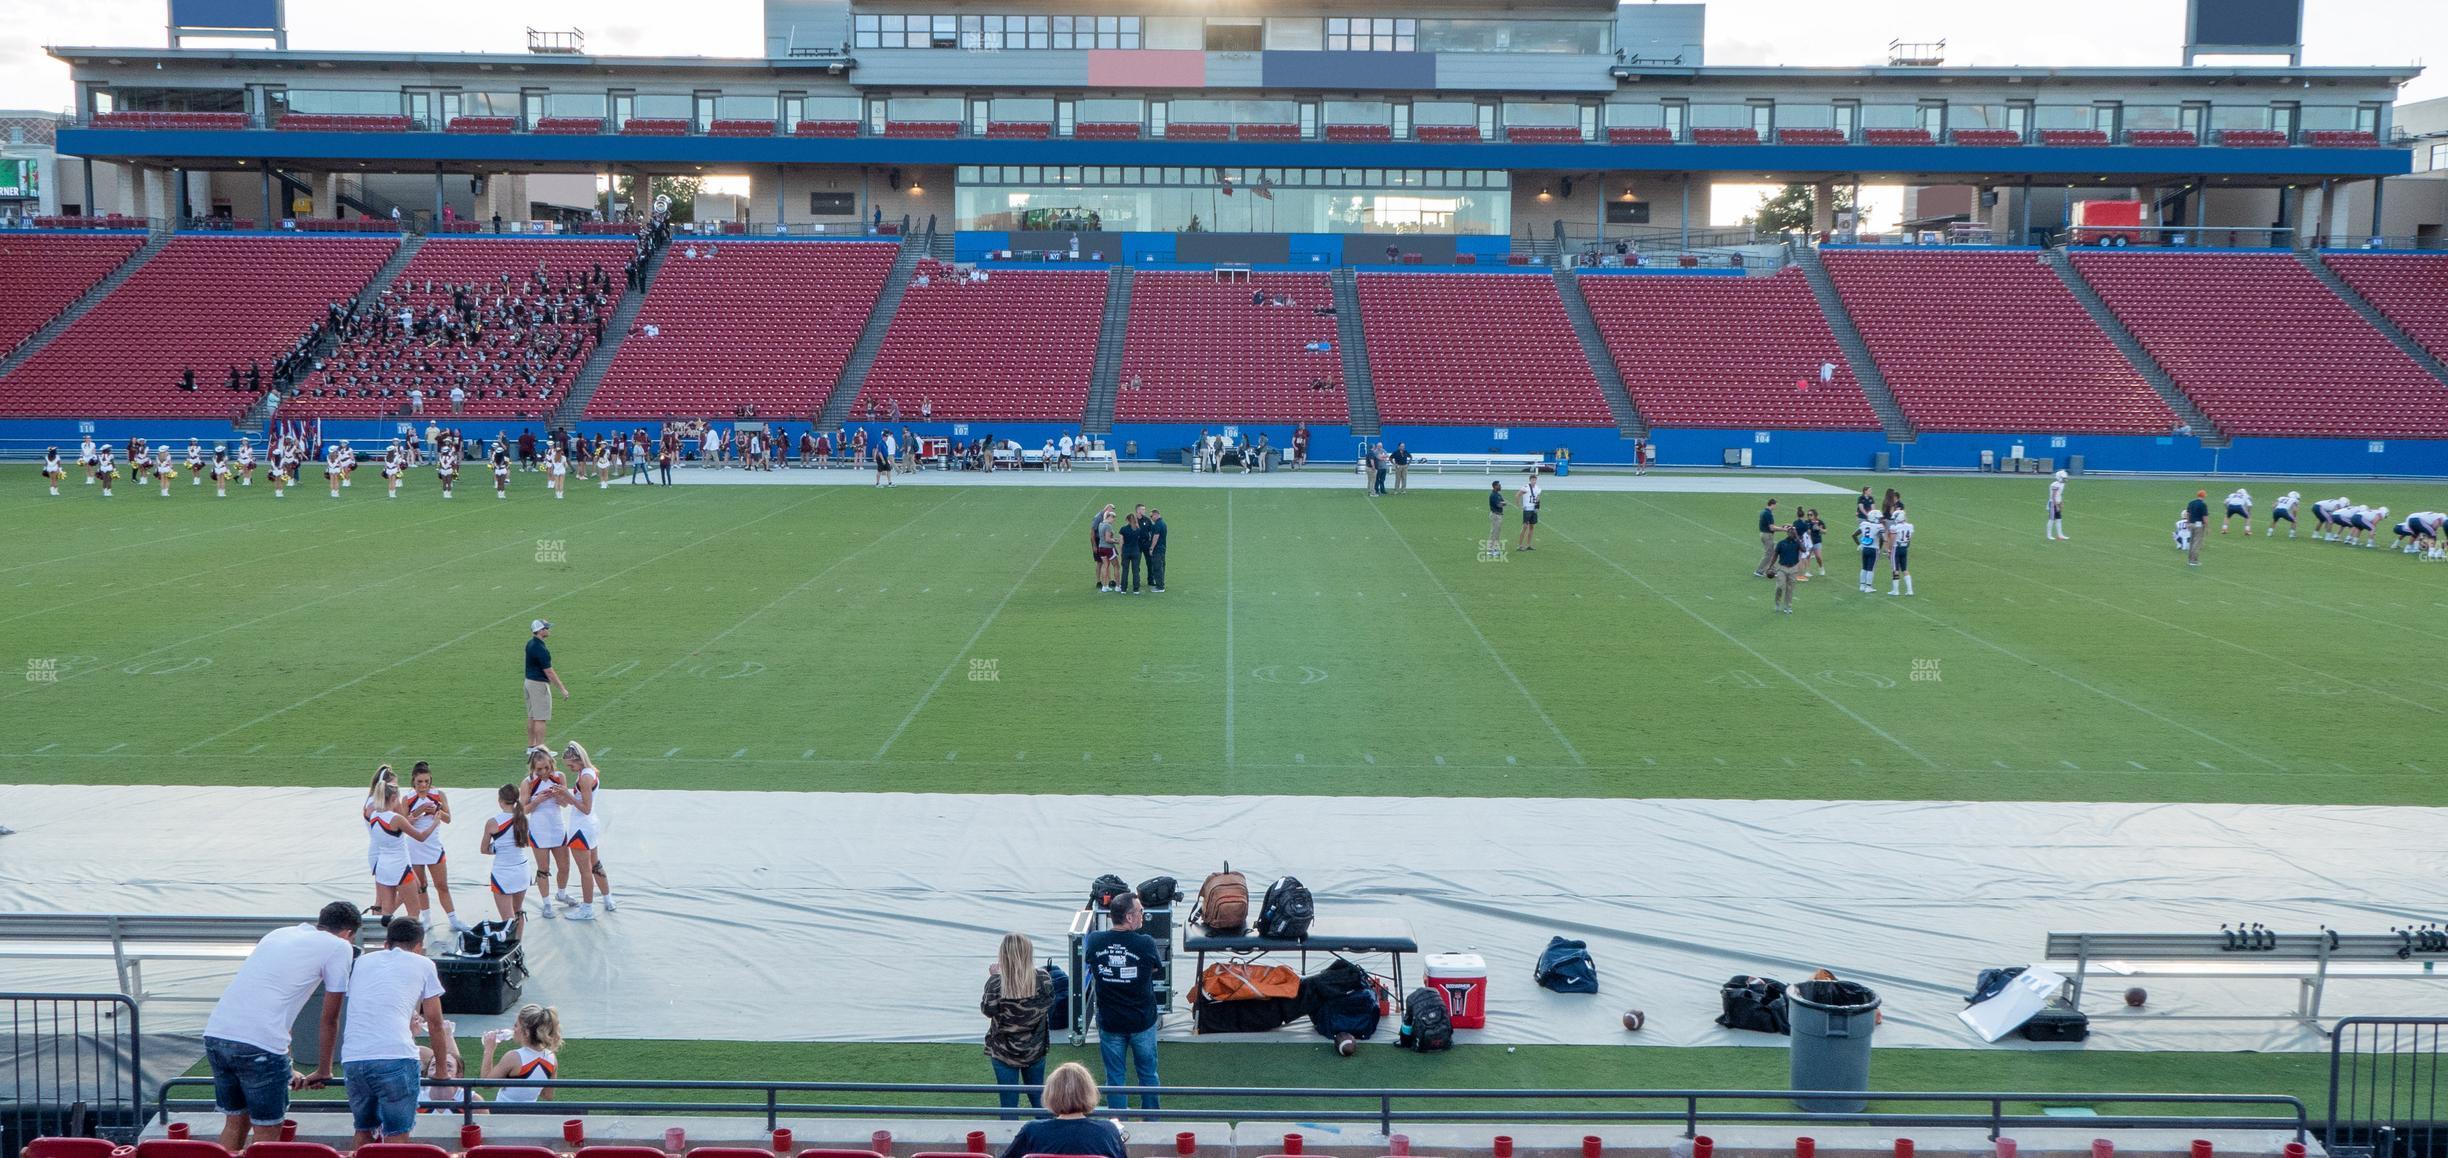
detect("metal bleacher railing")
[154,1076,2310,1142]
[6,993,145,1144]
[2328,1017,2447,1158]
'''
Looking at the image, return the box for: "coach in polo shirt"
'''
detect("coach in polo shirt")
[525,619,569,748]
[201,902,362,1151]
[1755,499,1783,578]
[340,919,456,1146]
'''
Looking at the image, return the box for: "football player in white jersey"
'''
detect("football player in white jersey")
[2045,470,2069,541]
[2312,496,2352,541]
[1855,512,1884,594]
[2346,505,2389,549]
[2396,511,2444,557]
[2173,510,2194,552]
[2221,488,2253,536]
[1886,508,1916,596]
[2268,491,2299,539]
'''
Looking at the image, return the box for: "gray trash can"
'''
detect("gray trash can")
[1788,978,1879,1113]
[1873,451,1890,472]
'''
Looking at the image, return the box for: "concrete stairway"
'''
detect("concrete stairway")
[1329,268,1380,436]
[1082,265,1135,434]
[1553,268,1647,438]
[0,234,170,381]
[2296,252,2448,388]
[815,239,926,431]
[2040,248,2226,446]
[1789,246,1916,443]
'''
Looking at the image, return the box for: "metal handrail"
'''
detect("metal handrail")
[156,1076,2308,1142]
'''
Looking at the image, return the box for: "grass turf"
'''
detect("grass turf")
[5,468,2444,804]
[3,468,2444,803]
[235,1038,2326,1122]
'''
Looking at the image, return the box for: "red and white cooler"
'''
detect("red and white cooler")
[1423,952,1488,1029]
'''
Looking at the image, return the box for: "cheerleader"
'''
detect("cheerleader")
[269,447,293,499]
[405,762,471,934]
[361,764,396,912]
[383,441,406,499]
[594,437,613,490]
[338,441,357,488]
[518,749,574,918]
[546,443,568,500]
[185,439,205,486]
[41,447,66,496]
[94,447,116,496]
[131,441,154,487]
[492,445,512,500]
[78,436,98,484]
[154,447,175,497]
[210,445,231,497]
[325,442,346,498]
[237,438,256,485]
[559,741,615,919]
[480,1004,562,1104]
[436,442,460,500]
[362,766,426,921]
[483,783,534,937]
[1797,508,1826,579]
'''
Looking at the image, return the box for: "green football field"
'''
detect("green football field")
[4,467,2444,806]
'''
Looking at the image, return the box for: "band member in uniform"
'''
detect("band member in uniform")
[211,445,232,497]
[42,447,66,495]
[2045,470,2069,541]
[384,441,407,499]
[1885,507,1915,596]
[484,784,534,936]
[186,439,205,486]
[2269,491,2300,539]
[559,741,614,919]
[78,436,98,484]
[404,762,468,935]
[2221,487,2254,536]
[94,447,117,497]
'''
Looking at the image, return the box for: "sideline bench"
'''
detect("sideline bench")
[1184,917,1420,1011]
[2044,929,2448,1029]
[0,913,378,1002]
[1409,452,1548,474]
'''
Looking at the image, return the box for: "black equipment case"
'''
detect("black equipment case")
[437,946,528,1015]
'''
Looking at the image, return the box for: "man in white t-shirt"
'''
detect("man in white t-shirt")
[1515,472,1543,552]
[340,919,456,1146]
[1057,433,1075,472]
[202,902,363,1151]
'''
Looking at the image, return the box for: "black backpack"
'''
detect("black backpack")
[1715,974,1791,1035]
[1044,961,1071,1031]
[455,919,519,958]
[1137,876,1180,909]
[1397,987,1453,1052]
[1257,876,1314,940]
[1534,936,1600,994]
[1088,873,1132,911]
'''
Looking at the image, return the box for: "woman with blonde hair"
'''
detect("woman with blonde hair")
[981,933,1052,1117]
[559,741,615,919]
[481,1004,564,1104]
[1000,1063,1127,1158]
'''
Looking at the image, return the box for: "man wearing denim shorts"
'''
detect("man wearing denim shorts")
[202,902,362,1151]
[341,918,456,1146]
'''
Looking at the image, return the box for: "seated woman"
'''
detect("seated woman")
[999,1063,1127,1158]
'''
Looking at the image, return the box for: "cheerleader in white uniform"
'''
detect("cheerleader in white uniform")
[481,1004,562,1105]
[131,439,153,487]
[483,783,534,937]
[436,444,460,500]
[325,443,346,498]
[547,444,568,500]
[269,448,293,499]
[492,446,512,500]
[153,448,175,497]
[383,442,406,499]
[362,764,398,914]
[559,741,615,919]
[94,448,116,497]
[405,762,471,934]
[185,439,205,486]
[237,439,256,486]
[339,441,357,488]
[210,446,231,497]
[365,772,431,922]
[594,438,613,490]
[78,437,98,484]
[42,447,66,496]
[518,749,574,917]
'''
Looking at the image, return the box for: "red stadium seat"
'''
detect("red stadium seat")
[2126,129,2199,147]
[92,111,248,131]
[708,119,777,137]
[2217,129,2289,147]
[1234,124,1300,141]
[1162,123,1230,141]
[1325,124,1392,142]
[588,241,897,420]
[1072,123,1140,140]
[2038,129,2110,146]
[1580,268,1880,431]
[464,1146,563,1158]
[239,1142,341,1158]
[22,1139,123,1158]
[1606,127,1673,145]
[573,1147,670,1158]
[447,116,517,134]
[2324,253,2448,366]
[985,122,1052,139]
[2305,130,2380,148]
[133,1141,232,1158]
[352,1144,454,1158]
[1821,249,2176,434]
[1359,272,1610,426]
[0,233,145,359]
[1415,125,1480,143]
[1505,126,1584,144]
[1863,128,1936,146]
[1776,128,1849,145]
[855,263,1106,421]
[1692,128,1761,145]
[2071,250,2448,438]
[1118,272,1346,424]
[884,121,960,138]
[793,121,861,138]
[619,118,692,136]
[532,117,605,135]
[1950,129,2024,146]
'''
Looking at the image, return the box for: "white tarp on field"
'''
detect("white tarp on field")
[3,785,2440,1053]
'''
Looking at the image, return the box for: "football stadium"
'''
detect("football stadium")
[4,0,2448,1156]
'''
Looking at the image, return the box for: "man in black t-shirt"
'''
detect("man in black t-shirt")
[1084,895,1162,1109]
[2184,490,2210,567]
[1118,510,1146,594]
[1145,508,1168,593]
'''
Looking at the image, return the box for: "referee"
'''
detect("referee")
[524,620,569,749]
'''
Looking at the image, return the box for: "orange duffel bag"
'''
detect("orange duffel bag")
[1199,961,1302,1004]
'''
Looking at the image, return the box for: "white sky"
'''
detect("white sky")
[0,0,2431,229]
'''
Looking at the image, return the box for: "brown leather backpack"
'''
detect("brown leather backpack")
[1195,862,1249,933]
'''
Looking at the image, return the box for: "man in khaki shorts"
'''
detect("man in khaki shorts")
[524,620,569,748]
[1755,498,1783,578]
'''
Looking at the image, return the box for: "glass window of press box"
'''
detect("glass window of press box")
[856,13,1141,48]
[92,87,247,114]
[955,166,1509,234]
